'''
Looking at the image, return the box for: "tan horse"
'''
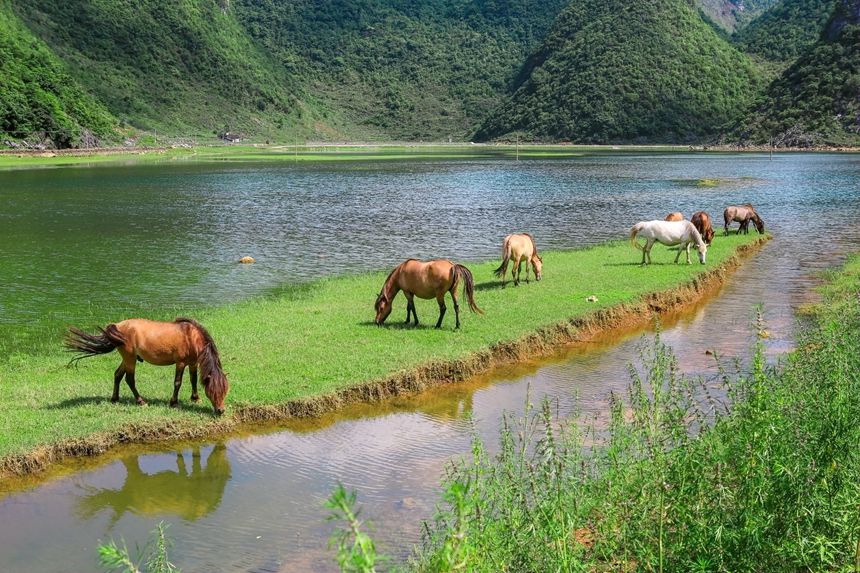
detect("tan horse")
[493,233,543,287]
[664,212,684,222]
[375,259,483,329]
[65,318,229,415]
[690,211,715,245]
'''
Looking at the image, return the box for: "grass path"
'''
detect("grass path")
[0,233,765,475]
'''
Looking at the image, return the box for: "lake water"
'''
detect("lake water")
[0,153,858,572]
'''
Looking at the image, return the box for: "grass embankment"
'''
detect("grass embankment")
[404,253,860,571]
[0,233,765,478]
[0,143,697,170]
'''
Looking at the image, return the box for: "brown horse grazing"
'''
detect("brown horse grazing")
[665,212,684,222]
[493,233,543,287]
[724,204,765,235]
[65,318,229,415]
[375,259,483,330]
[690,211,715,245]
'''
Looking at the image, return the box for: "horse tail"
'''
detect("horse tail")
[493,236,511,278]
[64,324,125,364]
[630,223,644,250]
[454,264,484,315]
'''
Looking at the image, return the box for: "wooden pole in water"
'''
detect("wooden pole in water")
[516,134,519,161]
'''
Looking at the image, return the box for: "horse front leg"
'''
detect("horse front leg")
[525,258,531,283]
[514,257,523,286]
[435,293,447,329]
[404,292,418,325]
[685,243,692,264]
[190,366,200,402]
[170,364,185,407]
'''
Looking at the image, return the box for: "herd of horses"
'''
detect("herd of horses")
[64,204,764,415]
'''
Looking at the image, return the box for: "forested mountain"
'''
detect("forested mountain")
[0,0,857,147]
[11,0,315,139]
[736,0,860,145]
[0,1,116,147]
[474,0,760,143]
[697,0,778,31]
[734,0,837,63]
[231,0,569,140]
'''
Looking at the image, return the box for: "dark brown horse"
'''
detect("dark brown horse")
[375,259,483,330]
[65,317,229,415]
[690,211,715,245]
[724,204,765,235]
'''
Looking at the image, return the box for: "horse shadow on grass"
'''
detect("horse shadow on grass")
[357,320,447,331]
[45,395,213,414]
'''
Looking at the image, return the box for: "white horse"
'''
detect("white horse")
[630,220,708,265]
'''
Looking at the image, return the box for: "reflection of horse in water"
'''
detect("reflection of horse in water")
[77,444,231,524]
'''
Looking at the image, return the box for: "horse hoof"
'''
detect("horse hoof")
[110,397,119,403]
[169,400,178,408]
[136,398,147,406]
[191,395,200,402]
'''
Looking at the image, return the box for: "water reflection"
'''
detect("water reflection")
[77,444,230,524]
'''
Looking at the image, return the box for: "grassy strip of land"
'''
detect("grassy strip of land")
[0,143,711,170]
[401,253,860,572]
[0,233,765,478]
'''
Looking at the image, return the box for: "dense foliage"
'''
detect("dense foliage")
[0,0,116,147]
[734,0,837,63]
[406,255,860,571]
[232,0,568,140]
[736,0,860,145]
[12,0,311,138]
[476,0,761,143]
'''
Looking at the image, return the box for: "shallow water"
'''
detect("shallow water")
[0,153,859,572]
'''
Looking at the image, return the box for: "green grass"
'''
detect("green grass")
[401,252,860,572]
[0,143,699,171]
[0,233,762,464]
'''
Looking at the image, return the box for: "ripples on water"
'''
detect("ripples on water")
[0,153,859,572]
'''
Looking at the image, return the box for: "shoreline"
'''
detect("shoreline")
[0,235,770,481]
[0,142,856,169]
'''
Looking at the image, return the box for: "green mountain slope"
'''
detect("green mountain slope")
[11,0,317,138]
[476,0,761,143]
[0,0,116,147]
[736,0,860,145]
[734,0,837,63]
[697,0,778,31]
[232,0,568,140]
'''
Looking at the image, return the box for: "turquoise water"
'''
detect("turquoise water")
[0,153,858,572]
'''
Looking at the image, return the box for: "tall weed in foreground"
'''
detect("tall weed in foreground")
[406,273,860,573]
[326,483,385,573]
[99,521,178,573]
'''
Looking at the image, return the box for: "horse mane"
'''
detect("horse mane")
[174,318,228,404]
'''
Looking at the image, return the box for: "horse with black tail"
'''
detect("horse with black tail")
[375,259,483,330]
[494,233,542,287]
[65,317,229,415]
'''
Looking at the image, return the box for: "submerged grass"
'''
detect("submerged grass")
[402,254,860,572]
[0,233,764,477]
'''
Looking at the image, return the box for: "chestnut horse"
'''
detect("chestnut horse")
[691,211,715,245]
[665,212,684,222]
[724,204,764,235]
[493,233,542,287]
[375,259,483,329]
[630,220,708,265]
[65,318,229,415]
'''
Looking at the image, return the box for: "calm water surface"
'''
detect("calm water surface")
[0,153,858,572]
